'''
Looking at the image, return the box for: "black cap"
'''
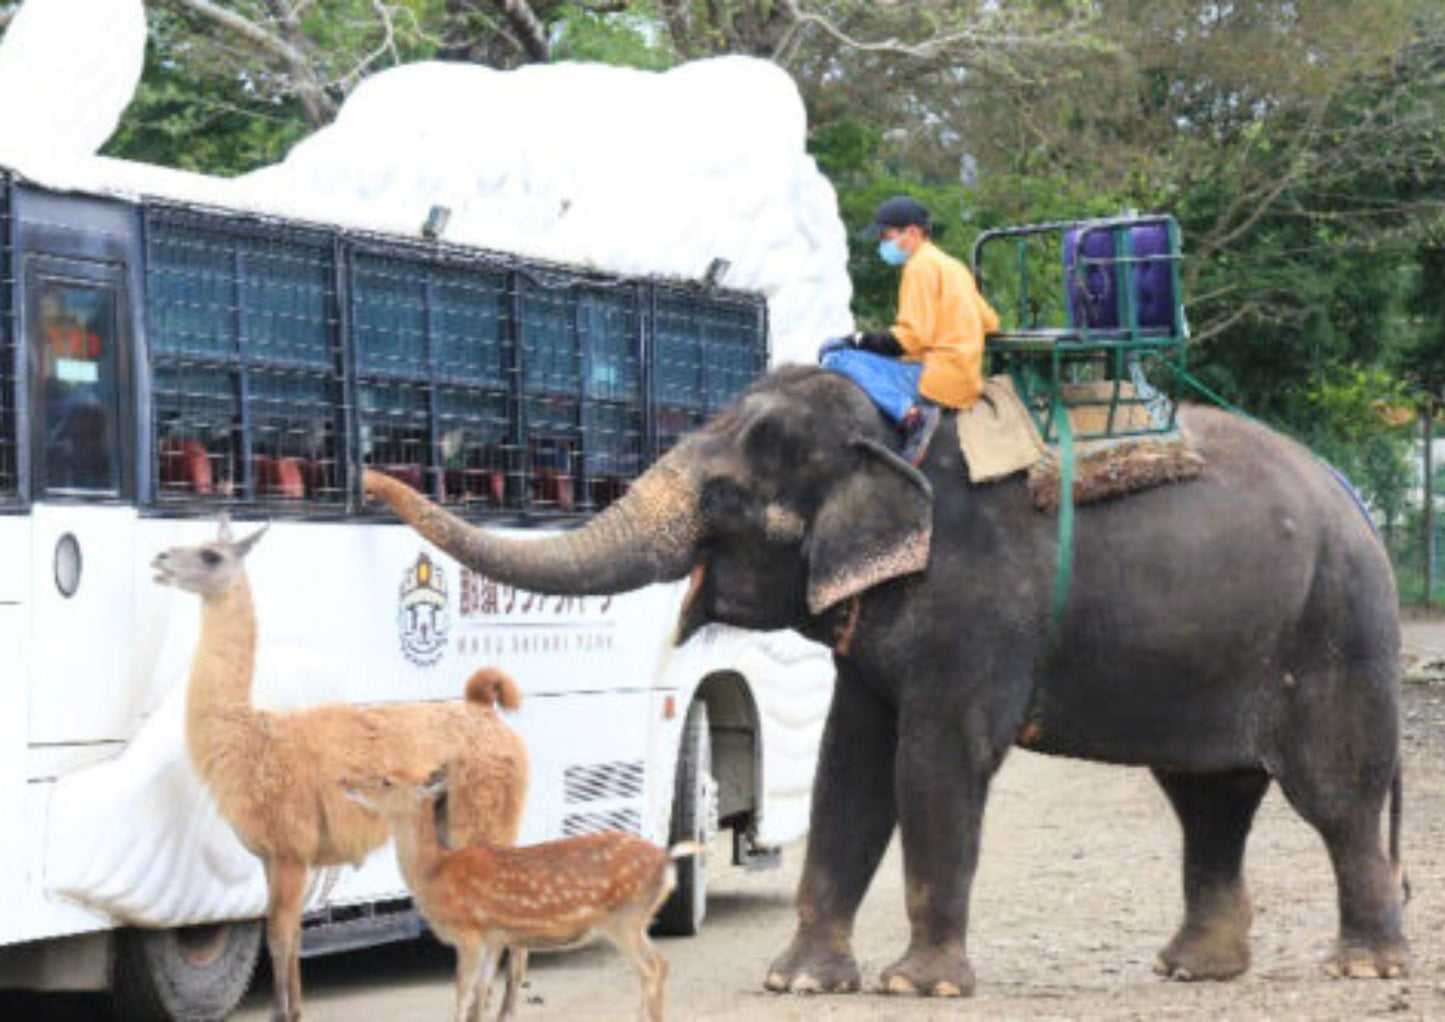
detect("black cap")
[865,195,931,238]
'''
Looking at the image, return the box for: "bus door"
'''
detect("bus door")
[25,256,139,745]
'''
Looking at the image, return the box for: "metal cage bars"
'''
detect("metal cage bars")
[142,203,767,519]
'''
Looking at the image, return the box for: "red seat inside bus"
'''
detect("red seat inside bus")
[255,456,305,499]
[531,465,574,511]
[158,439,214,495]
[296,459,332,499]
[445,466,506,505]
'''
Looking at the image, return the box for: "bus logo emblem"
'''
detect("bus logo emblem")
[398,553,450,667]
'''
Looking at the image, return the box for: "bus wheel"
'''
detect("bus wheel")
[655,699,718,936]
[111,920,263,1022]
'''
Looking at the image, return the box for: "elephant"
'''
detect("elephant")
[361,363,1409,997]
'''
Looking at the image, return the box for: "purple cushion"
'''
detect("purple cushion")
[1064,224,1176,333]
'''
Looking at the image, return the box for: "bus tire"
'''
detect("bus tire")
[654,699,716,937]
[111,920,263,1022]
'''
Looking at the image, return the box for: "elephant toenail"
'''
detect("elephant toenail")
[765,972,789,991]
[932,981,963,997]
[790,974,823,994]
[884,974,918,995]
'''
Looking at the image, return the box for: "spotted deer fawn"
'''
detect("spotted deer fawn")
[343,768,700,1022]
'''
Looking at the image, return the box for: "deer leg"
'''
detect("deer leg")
[603,913,667,1022]
[452,938,486,1022]
[497,947,529,1021]
[263,858,308,1022]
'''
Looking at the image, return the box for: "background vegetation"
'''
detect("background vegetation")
[5,0,1443,596]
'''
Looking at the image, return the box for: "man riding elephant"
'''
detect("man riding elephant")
[819,195,1000,465]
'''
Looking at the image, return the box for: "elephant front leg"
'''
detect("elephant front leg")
[765,667,898,995]
[1152,768,1270,981]
[878,705,998,998]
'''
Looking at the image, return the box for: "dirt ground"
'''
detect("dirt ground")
[229,623,1445,1021]
[8,625,1444,1021]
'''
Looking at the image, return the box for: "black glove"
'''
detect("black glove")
[854,330,904,356]
[818,330,903,362]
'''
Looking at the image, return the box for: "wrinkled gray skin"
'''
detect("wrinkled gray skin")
[363,365,1408,996]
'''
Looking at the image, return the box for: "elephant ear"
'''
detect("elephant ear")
[807,438,933,615]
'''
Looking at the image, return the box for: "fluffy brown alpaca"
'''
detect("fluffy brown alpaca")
[344,768,698,1022]
[152,518,529,1022]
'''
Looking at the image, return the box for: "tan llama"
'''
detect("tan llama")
[152,518,529,1022]
[344,768,698,1022]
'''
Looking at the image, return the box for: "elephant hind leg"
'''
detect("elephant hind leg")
[1266,661,1411,979]
[1152,768,1269,981]
[1277,781,1410,978]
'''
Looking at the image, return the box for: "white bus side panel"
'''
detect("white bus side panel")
[0,512,37,945]
[29,505,138,745]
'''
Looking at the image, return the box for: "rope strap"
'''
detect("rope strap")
[1050,387,1076,643]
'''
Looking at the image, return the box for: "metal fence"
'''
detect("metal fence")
[143,202,766,519]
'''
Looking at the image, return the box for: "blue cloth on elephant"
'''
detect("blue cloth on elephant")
[817,335,854,361]
[821,348,923,423]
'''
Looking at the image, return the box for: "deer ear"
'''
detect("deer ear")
[216,511,233,542]
[806,438,932,614]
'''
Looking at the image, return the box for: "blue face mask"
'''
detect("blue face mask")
[878,238,909,266]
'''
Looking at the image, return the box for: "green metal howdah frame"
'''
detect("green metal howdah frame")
[972,214,1188,443]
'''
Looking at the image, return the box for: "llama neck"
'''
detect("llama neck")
[185,574,258,749]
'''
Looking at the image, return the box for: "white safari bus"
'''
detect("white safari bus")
[0,170,832,1018]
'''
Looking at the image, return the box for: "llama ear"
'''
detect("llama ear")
[216,511,233,542]
[234,523,270,559]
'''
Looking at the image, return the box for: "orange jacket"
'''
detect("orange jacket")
[891,240,999,409]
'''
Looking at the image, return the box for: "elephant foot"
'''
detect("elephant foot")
[1155,886,1253,982]
[1153,925,1251,981]
[877,945,975,998]
[764,931,861,994]
[1323,939,1410,980]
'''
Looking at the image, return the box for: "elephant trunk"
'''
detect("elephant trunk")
[362,447,701,596]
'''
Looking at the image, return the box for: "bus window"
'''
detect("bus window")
[146,210,342,506]
[34,279,123,495]
[653,291,763,456]
[154,365,238,498]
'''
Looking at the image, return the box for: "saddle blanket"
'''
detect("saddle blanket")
[954,375,1205,510]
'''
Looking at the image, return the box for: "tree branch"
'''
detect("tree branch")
[335,0,401,94]
[658,0,694,60]
[1191,299,1265,345]
[783,0,1100,61]
[262,0,334,125]
[159,0,335,125]
[492,0,549,62]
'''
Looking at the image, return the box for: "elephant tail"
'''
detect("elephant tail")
[1390,759,1411,905]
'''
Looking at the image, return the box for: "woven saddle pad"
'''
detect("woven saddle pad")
[955,376,1205,510]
